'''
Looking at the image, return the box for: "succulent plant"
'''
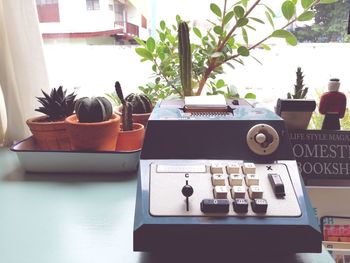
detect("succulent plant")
[125,93,152,114]
[35,86,77,121]
[288,67,308,99]
[75,97,113,123]
[178,21,192,97]
[115,81,133,131]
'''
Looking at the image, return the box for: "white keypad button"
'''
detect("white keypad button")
[210,164,224,174]
[245,174,259,186]
[243,163,256,174]
[212,174,226,186]
[226,163,240,174]
[214,186,228,199]
[228,174,244,186]
[249,185,264,199]
[231,186,246,198]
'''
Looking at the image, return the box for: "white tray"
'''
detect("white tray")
[10,137,140,174]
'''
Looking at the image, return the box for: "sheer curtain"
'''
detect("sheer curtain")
[0,0,50,146]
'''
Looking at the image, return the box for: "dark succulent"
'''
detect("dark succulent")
[115,81,133,131]
[125,93,152,114]
[287,67,308,99]
[35,86,77,121]
[75,97,113,123]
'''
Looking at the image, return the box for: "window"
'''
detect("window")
[86,0,100,11]
[36,0,58,5]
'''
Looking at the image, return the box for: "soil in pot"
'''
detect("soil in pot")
[26,116,71,150]
[115,123,145,151]
[65,114,120,151]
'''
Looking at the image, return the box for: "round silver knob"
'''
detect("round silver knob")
[255,133,266,144]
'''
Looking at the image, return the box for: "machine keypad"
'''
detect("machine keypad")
[212,174,226,186]
[214,186,228,199]
[228,174,243,186]
[150,161,301,217]
[231,186,246,198]
[245,174,259,186]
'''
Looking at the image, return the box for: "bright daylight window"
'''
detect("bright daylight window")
[36,0,350,127]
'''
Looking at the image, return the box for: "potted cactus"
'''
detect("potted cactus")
[26,86,76,150]
[115,81,145,151]
[116,92,153,128]
[276,67,316,130]
[65,96,120,151]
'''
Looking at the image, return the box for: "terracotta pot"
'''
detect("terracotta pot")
[116,106,152,128]
[65,114,120,151]
[116,123,145,152]
[26,116,71,150]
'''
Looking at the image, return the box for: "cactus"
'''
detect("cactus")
[125,93,152,114]
[35,86,76,121]
[287,67,308,99]
[115,81,133,131]
[178,21,193,96]
[75,97,113,123]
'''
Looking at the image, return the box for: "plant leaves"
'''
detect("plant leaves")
[242,28,248,45]
[210,3,222,17]
[241,0,248,8]
[297,11,315,21]
[214,25,223,35]
[319,0,338,4]
[272,29,297,46]
[264,5,276,17]
[245,92,256,99]
[160,20,166,30]
[234,6,245,18]
[291,0,298,4]
[261,44,271,50]
[134,36,146,46]
[135,47,153,60]
[223,11,235,25]
[146,37,155,52]
[265,11,274,28]
[237,46,249,56]
[193,27,202,38]
[301,0,313,9]
[216,79,225,88]
[250,17,265,24]
[282,1,296,20]
[237,17,249,27]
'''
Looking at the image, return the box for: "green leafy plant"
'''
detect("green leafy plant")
[288,67,308,99]
[135,0,337,99]
[35,86,76,121]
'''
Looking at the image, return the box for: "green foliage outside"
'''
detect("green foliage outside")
[308,89,350,130]
[294,0,350,42]
[135,0,337,104]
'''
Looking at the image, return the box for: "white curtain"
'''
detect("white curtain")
[0,0,50,146]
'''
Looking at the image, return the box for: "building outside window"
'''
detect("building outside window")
[86,0,100,10]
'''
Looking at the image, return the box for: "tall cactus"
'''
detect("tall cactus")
[288,67,308,99]
[115,81,133,131]
[178,21,193,96]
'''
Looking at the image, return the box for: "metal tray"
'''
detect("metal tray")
[10,137,140,173]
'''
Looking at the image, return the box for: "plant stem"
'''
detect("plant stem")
[196,0,261,95]
[197,0,320,95]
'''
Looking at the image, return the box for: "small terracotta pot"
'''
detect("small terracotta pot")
[65,114,120,151]
[116,106,152,128]
[115,123,145,152]
[26,116,71,150]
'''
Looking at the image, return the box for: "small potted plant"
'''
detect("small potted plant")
[276,67,316,130]
[65,96,120,151]
[26,86,76,150]
[115,81,145,151]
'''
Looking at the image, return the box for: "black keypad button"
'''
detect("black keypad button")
[232,198,248,213]
[268,173,285,197]
[200,199,230,213]
[251,198,268,213]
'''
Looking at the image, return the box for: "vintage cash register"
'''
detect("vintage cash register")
[133,96,322,253]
